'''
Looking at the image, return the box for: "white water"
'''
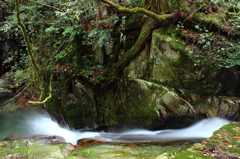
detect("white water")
[0,112,230,145]
[97,117,230,143]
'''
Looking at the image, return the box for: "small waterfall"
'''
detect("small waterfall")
[0,111,230,145]
[96,117,230,142]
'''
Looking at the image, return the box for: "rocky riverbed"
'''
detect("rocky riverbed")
[0,122,239,159]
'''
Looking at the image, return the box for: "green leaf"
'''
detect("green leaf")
[195,25,200,29]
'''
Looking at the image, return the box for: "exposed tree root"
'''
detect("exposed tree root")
[97,0,173,84]
[98,18,157,84]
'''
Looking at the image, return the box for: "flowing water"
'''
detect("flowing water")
[0,110,230,145]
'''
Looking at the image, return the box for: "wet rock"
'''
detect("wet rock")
[0,137,75,159]
[174,121,240,159]
[97,78,240,129]
[46,77,96,129]
[0,122,238,158]
[194,96,240,120]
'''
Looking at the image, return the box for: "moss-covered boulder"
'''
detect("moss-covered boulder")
[97,76,240,129]
[97,79,198,129]
[45,74,96,129]
[0,137,74,159]
[70,139,197,159]
[172,121,240,158]
[124,28,218,89]
[117,26,240,128]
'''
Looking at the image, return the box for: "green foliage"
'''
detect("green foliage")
[182,6,191,13]
[211,40,240,68]
[175,20,240,69]
[210,0,240,9]
[10,69,30,87]
[194,29,240,68]
[88,28,112,50]
[1,0,102,87]
[175,21,184,30]
[195,25,213,50]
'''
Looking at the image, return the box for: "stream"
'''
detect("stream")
[0,110,230,145]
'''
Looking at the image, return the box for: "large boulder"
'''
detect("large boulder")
[45,73,96,129]
[46,27,240,129]
[124,29,218,89]
[0,137,74,159]
[97,79,197,128]
[118,28,240,128]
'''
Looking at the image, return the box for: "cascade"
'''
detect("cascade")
[0,111,230,145]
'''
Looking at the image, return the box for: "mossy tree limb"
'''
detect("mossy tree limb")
[15,0,52,103]
[100,0,172,22]
[112,18,157,75]
[15,0,41,79]
[28,76,52,105]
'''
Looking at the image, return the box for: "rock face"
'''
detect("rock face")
[124,29,218,89]
[46,27,240,129]
[0,137,74,159]
[97,79,197,128]
[95,28,240,129]
[98,79,240,129]
[46,74,96,129]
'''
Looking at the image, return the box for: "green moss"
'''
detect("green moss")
[156,27,188,57]
[182,6,191,13]
[193,13,201,21]
[204,14,223,24]
[96,79,173,128]
[125,13,143,28]
[190,122,240,158]
[168,33,190,59]
[97,90,119,125]
[175,149,212,158]
[70,141,195,159]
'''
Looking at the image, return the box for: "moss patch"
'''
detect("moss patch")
[70,140,196,159]
[175,122,240,158]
